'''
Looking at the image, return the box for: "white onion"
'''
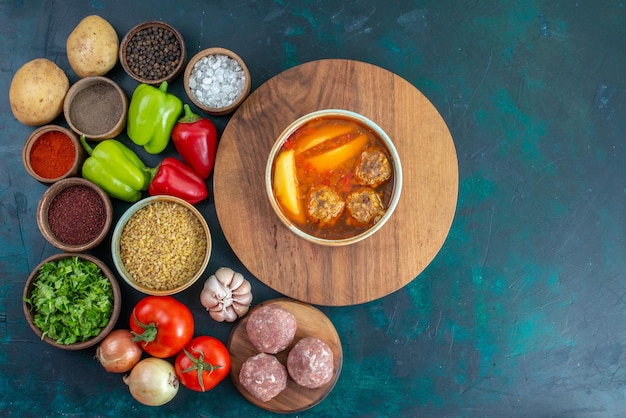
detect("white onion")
[96,329,143,373]
[123,358,179,406]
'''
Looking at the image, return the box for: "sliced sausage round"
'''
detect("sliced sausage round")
[287,337,334,389]
[246,304,297,354]
[239,353,287,402]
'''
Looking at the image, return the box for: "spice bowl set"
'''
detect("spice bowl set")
[118,20,250,115]
[20,19,239,350]
[21,18,250,183]
[24,129,116,253]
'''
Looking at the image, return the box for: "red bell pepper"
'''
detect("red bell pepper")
[148,157,209,204]
[171,104,218,179]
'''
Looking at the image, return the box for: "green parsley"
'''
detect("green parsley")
[24,256,114,345]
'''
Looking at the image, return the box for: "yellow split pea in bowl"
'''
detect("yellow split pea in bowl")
[111,196,211,295]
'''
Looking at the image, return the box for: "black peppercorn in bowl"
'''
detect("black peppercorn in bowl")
[37,177,113,252]
[120,21,186,85]
[23,252,121,350]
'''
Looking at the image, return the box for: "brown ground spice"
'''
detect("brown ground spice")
[69,82,123,136]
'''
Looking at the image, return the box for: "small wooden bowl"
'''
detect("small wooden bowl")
[23,252,121,350]
[63,76,128,141]
[37,177,113,252]
[184,47,251,116]
[119,20,186,85]
[22,125,84,184]
[111,195,212,295]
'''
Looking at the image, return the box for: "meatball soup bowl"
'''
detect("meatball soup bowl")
[265,109,402,246]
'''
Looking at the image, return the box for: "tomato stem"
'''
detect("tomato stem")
[130,312,158,345]
[181,347,223,392]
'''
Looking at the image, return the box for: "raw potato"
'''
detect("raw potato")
[66,15,119,78]
[9,58,69,126]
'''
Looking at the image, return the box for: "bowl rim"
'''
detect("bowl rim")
[111,195,212,295]
[22,252,121,350]
[22,125,84,184]
[63,76,128,141]
[119,20,187,85]
[265,109,403,247]
[183,47,251,116]
[36,177,113,252]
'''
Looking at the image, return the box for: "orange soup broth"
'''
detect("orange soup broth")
[277,116,395,240]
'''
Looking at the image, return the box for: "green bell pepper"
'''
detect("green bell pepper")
[80,135,151,202]
[127,81,183,154]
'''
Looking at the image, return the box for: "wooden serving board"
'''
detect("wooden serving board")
[227,299,342,413]
[214,59,458,306]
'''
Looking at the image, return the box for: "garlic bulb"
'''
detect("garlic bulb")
[200,267,253,322]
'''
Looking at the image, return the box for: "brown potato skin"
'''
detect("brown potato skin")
[66,15,119,78]
[9,58,69,126]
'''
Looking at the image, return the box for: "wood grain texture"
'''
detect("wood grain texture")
[214,59,458,306]
[227,299,342,413]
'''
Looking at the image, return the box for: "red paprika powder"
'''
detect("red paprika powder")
[29,131,76,179]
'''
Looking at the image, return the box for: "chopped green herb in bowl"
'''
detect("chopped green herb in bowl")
[23,253,121,350]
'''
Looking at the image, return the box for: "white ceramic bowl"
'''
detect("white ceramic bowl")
[265,109,402,246]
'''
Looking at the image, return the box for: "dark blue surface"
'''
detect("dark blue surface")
[1,1,625,417]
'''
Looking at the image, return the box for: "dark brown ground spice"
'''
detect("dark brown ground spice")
[69,82,123,136]
[48,185,106,245]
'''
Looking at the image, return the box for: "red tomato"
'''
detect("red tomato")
[174,336,231,392]
[130,296,194,358]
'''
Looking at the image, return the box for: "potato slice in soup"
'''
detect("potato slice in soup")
[294,124,354,155]
[273,149,305,224]
[305,134,368,173]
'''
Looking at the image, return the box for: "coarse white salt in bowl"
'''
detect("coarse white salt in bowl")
[184,47,251,116]
[189,55,244,106]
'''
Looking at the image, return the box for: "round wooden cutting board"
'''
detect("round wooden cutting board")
[228,299,342,413]
[214,59,458,306]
